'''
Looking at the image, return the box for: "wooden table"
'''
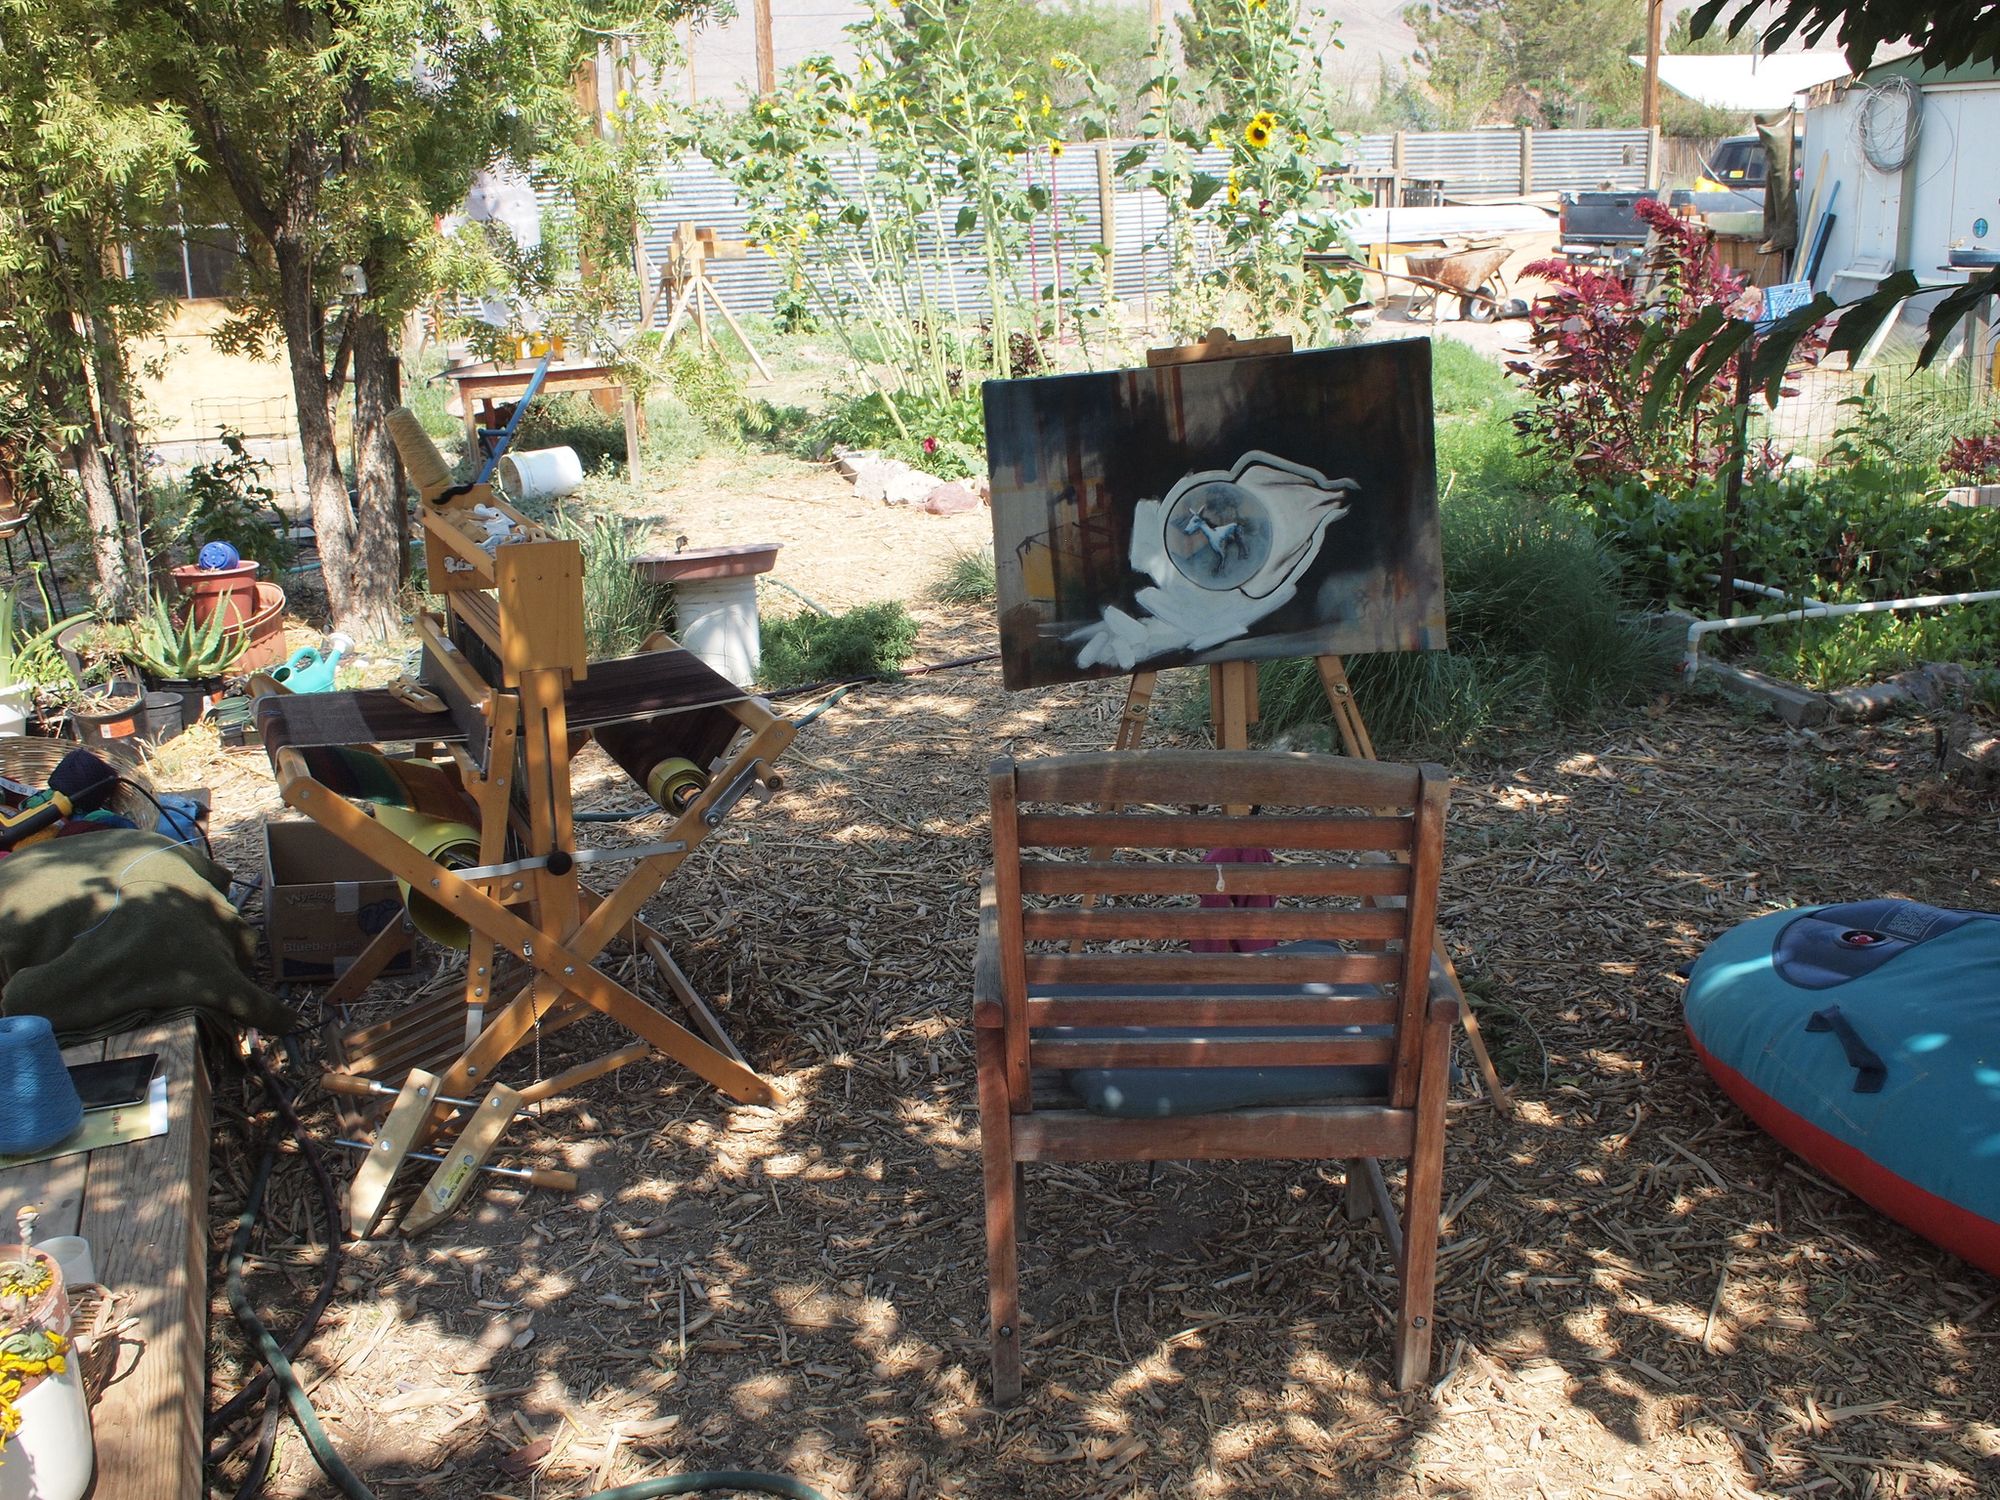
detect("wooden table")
[0,1017,210,1500]
[443,359,644,481]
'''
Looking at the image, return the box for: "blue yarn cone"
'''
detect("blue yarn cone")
[0,1014,85,1155]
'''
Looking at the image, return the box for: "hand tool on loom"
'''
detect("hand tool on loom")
[258,406,796,1237]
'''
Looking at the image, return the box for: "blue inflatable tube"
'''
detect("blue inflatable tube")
[1683,900,2000,1277]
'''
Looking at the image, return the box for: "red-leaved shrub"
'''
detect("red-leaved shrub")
[1510,199,1779,494]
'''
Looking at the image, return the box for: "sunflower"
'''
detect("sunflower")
[1226,172,1241,206]
[1050,139,1066,158]
[1243,111,1277,150]
[1209,127,1227,148]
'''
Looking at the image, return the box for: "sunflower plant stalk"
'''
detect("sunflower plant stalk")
[1123,0,1364,340]
[673,0,1120,438]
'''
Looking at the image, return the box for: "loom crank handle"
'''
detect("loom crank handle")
[386,406,455,501]
[332,1138,577,1191]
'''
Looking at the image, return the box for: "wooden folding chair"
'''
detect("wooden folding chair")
[974,749,1456,1402]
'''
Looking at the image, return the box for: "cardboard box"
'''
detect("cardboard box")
[263,821,414,981]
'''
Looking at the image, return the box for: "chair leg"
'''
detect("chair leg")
[1393,1013,1453,1389]
[976,1028,1023,1405]
[1342,1158,1373,1224]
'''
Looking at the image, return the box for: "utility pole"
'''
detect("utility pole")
[1642,0,1663,131]
[754,0,775,98]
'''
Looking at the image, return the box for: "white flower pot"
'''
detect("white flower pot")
[0,679,31,738]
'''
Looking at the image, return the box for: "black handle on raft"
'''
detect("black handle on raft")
[1806,1006,1887,1093]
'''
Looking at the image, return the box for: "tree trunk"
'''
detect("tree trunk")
[349,308,407,608]
[273,236,392,638]
[68,429,140,621]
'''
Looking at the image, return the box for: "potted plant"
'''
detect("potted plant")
[0,577,84,739]
[162,431,294,631]
[67,667,144,744]
[128,592,245,726]
[0,1245,93,1500]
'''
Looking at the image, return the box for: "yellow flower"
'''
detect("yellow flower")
[1040,94,1052,116]
[1050,139,1066,157]
[1013,89,1027,101]
[1050,55,1067,70]
[1016,111,1028,128]
[1209,127,1226,148]
[1244,110,1276,149]
[1294,129,1311,148]
[1227,172,1241,206]
[615,88,631,110]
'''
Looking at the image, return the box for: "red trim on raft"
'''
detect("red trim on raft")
[1687,1027,2000,1278]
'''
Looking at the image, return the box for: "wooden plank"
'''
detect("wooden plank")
[75,1017,208,1500]
[1024,951,1401,986]
[0,1038,105,1242]
[1390,767,1449,1108]
[1025,993,1397,1028]
[495,543,587,679]
[1022,906,1407,944]
[988,762,1033,1108]
[1028,1033,1392,1070]
[1021,861,1410,899]
[1016,813,1412,853]
[1012,1105,1414,1163]
[1015,749,1418,809]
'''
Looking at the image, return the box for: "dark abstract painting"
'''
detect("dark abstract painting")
[984,338,1446,691]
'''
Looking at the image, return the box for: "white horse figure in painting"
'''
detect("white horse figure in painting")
[1071,451,1358,673]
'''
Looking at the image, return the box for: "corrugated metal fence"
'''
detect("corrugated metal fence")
[627,127,1653,323]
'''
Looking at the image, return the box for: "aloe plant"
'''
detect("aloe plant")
[0,573,85,687]
[129,592,245,681]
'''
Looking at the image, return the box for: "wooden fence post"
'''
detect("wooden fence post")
[1097,144,1117,304]
[1519,127,1534,196]
[1391,130,1407,206]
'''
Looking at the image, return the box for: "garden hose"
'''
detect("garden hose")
[219,1055,828,1500]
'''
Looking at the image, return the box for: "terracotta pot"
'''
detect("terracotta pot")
[231,581,288,672]
[172,560,262,631]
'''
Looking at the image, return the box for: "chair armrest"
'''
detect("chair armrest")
[1427,994,1460,1025]
[973,877,1004,1028]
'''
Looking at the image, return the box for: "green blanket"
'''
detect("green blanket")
[0,829,295,1041]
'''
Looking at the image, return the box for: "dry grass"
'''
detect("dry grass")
[194,463,2000,1500]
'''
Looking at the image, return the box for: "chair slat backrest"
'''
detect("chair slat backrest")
[988,750,1450,1110]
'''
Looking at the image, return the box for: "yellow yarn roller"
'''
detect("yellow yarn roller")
[386,406,454,501]
[645,757,708,813]
[368,804,481,950]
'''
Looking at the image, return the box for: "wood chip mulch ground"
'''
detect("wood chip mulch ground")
[188,481,2000,1500]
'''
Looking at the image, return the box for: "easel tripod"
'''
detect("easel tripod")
[1088,327,1511,1112]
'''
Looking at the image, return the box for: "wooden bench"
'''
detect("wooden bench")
[0,1016,210,1500]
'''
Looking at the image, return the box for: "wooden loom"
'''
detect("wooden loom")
[259,408,794,1236]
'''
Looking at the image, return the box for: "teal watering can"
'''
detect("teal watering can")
[268,634,349,695]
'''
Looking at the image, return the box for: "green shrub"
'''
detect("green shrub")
[1756,608,2000,693]
[928,546,997,603]
[1430,336,1513,418]
[511,394,630,476]
[760,602,920,689]
[1186,489,1672,754]
[807,388,986,479]
[548,509,674,659]
[153,430,296,578]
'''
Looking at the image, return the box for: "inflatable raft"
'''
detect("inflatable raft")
[1683,899,2000,1276]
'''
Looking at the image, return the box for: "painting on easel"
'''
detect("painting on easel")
[985,338,1445,691]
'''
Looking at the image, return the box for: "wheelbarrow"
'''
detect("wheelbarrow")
[1402,244,1513,323]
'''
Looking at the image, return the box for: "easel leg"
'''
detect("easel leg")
[1073,672,1161,950]
[1316,654,1510,1115]
[701,278,777,384]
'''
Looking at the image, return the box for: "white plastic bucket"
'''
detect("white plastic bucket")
[675,576,762,687]
[0,680,30,738]
[498,446,584,504]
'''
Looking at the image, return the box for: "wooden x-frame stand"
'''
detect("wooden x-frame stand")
[1097,327,1511,1112]
[272,410,795,1235]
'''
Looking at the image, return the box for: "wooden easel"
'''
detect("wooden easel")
[1088,327,1512,1111]
[641,223,774,383]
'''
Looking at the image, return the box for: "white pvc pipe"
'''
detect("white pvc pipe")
[1683,589,2000,675]
[1700,573,1827,608]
